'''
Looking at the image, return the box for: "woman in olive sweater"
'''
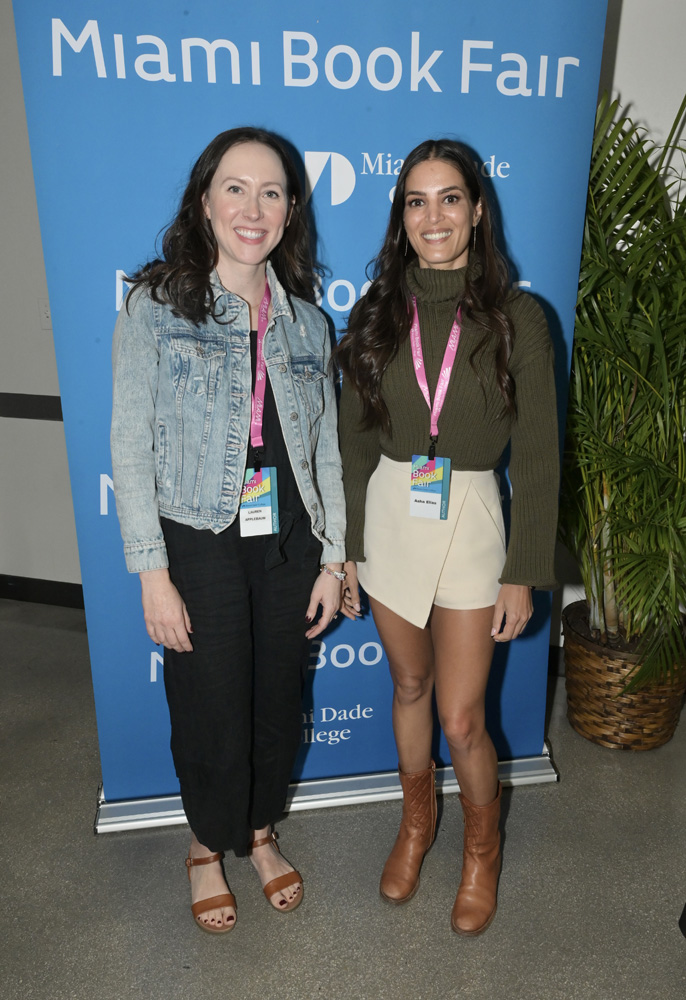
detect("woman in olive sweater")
[336,139,558,935]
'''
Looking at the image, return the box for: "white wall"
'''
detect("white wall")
[601,0,686,146]
[1,0,684,593]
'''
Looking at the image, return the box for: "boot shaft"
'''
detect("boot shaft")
[399,760,437,837]
[458,782,501,851]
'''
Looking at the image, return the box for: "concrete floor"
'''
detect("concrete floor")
[1,598,685,1000]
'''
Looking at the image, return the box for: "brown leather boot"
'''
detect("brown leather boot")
[380,760,437,904]
[451,782,502,935]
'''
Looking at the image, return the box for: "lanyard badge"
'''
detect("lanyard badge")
[409,298,461,520]
[240,466,280,536]
[249,283,272,472]
[240,282,279,536]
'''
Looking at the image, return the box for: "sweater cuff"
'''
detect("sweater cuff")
[499,542,558,590]
[499,571,558,591]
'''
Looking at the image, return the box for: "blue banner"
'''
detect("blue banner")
[14,1,608,802]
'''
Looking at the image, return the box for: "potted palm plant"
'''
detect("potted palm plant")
[559,94,686,749]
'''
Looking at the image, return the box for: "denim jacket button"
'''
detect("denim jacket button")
[311,503,318,511]
[300,460,308,470]
[278,363,287,373]
[290,412,298,420]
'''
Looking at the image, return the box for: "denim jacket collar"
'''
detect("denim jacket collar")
[209,261,295,323]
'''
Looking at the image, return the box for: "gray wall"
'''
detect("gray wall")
[0,0,80,584]
[554,0,686,638]
[1,0,684,594]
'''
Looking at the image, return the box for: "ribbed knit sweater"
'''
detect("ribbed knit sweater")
[339,260,559,588]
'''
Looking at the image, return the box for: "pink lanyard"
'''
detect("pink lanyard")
[250,282,272,461]
[409,296,461,458]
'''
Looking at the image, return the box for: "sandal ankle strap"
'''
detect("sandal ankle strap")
[249,831,278,851]
[186,850,225,869]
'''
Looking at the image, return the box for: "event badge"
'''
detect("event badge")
[239,466,279,536]
[410,455,451,519]
[240,281,278,536]
[409,297,461,520]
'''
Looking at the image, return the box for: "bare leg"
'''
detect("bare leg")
[369,597,435,769]
[431,605,498,804]
[188,833,236,930]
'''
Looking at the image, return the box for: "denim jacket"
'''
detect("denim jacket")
[111,263,346,573]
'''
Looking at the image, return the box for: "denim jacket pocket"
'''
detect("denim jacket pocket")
[290,358,326,418]
[170,333,227,396]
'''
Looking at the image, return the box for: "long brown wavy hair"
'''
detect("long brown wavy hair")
[127,127,315,322]
[335,139,516,431]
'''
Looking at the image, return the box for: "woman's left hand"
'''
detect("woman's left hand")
[491,583,533,642]
[305,567,343,639]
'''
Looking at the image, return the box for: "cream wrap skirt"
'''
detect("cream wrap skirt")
[357,455,506,628]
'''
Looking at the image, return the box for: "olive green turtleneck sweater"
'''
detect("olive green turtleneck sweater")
[339,261,559,588]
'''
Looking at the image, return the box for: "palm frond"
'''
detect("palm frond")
[559,95,686,687]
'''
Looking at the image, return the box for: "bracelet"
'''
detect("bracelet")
[320,565,346,582]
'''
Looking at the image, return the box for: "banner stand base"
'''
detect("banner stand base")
[94,743,557,834]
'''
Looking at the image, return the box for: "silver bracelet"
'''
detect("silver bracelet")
[320,565,346,582]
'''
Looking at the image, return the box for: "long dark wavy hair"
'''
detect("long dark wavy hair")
[127,127,315,322]
[336,139,516,431]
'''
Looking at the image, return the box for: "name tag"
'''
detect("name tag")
[239,466,279,536]
[409,455,451,520]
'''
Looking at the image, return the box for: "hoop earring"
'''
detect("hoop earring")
[404,233,408,256]
[472,225,477,251]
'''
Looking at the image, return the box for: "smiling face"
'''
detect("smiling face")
[403,158,482,270]
[202,141,293,288]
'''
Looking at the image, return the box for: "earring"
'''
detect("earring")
[404,233,408,256]
[472,225,477,252]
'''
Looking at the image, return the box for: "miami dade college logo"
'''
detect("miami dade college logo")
[304,151,356,206]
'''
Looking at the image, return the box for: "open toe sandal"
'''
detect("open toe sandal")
[185,850,236,934]
[249,832,303,913]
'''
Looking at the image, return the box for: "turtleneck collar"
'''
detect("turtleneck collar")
[405,256,481,304]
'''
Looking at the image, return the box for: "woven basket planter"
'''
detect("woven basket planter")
[562,601,686,750]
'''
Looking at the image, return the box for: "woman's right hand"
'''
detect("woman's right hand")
[340,560,362,620]
[139,569,193,652]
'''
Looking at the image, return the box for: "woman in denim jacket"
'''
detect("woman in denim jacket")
[111,128,346,934]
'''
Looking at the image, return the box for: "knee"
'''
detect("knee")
[440,710,486,753]
[392,671,432,706]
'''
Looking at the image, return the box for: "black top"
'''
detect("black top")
[244,331,309,567]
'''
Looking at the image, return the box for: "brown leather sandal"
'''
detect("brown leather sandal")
[185,850,236,934]
[248,831,303,912]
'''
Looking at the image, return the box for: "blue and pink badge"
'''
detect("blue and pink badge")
[408,299,460,520]
[239,466,279,536]
[410,455,451,520]
[239,281,280,537]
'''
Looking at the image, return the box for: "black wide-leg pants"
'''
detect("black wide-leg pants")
[161,515,320,855]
